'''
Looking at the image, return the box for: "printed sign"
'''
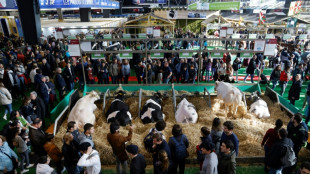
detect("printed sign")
[254,40,266,51]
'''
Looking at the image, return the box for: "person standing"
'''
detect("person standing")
[218,140,236,174]
[30,91,46,128]
[107,122,133,174]
[122,60,130,84]
[270,65,281,89]
[296,162,310,174]
[125,144,146,174]
[279,66,291,96]
[55,68,66,100]
[0,82,12,120]
[288,74,302,105]
[168,124,189,174]
[162,62,172,84]
[63,63,75,91]
[78,123,95,149]
[232,58,241,83]
[267,128,294,174]
[199,141,218,174]
[151,133,172,174]
[261,119,283,173]
[220,121,239,156]
[243,55,256,83]
[39,76,50,113]
[77,142,101,174]
[62,133,81,174]
[98,62,109,84]
[0,135,19,174]
[109,58,119,84]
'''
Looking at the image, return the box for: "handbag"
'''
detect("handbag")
[0,149,18,169]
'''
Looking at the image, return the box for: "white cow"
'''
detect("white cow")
[175,98,198,123]
[249,92,270,118]
[215,81,243,116]
[68,91,100,127]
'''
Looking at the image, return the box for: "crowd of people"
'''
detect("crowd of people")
[0,30,309,174]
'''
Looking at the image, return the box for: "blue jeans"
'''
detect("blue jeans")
[279,81,287,96]
[112,76,117,84]
[163,76,170,84]
[115,156,127,174]
[19,149,30,171]
[206,70,210,81]
[234,71,238,81]
[66,166,80,174]
[269,167,282,174]
[3,103,12,115]
[211,68,217,77]
[272,80,278,89]
[244,73,254,83]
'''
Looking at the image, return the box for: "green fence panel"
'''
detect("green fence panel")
[50,90,74,122]
[278,95,300,114]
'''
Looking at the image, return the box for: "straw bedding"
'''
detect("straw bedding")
[53,90,309,164]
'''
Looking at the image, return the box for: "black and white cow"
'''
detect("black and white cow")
[106,91,132,126]
[140,93,165,124]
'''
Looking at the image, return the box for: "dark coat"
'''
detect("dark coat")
[246,59,256,74]
[168,134,189,160]
[63,66,75,83]
[218,150,236,174]
[287,123,307,152]
[288,80,302,100]
[41,63,51,77]
[46,81,56,95]
[31,96,46,120]
[39,82,49,102]
[267,138,294,170]
[55,74,66,90]
[151,140,171,164]
[270,70,281,81]
[130,154,146,174]
[62,142,80,168]
[29,126,53,156]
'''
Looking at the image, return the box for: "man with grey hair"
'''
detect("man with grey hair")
[30,91,46,128]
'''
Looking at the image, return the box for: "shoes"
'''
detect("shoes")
[3,114,7,120]
[26,164,34,168]
[21,169,29,173]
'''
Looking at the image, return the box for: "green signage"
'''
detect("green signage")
[188,1,240,10]
[123,34,131,39]
[299,34,308,40]
[240,53,253,58]
[180,52,193,58]
[283,34,291,40]
[151,52,164,59]
[91,53,105,59]
[104,34,112,39]
[265,34,275,39]
[232,34,240,39]
[249,34,257,39]
[67,36,76,40]
[138,33,147,39]
[86,35,94,39]
[120,52,133,59]
[287,18,297,28]
[211,52,224,58]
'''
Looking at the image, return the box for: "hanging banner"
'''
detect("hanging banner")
[139,0,166,4]
[104,34,112,39]
[138,33,147,39]
[283,34,292,40]
[232,34,240,39]
[211,52,224,58]
[68,40,81,57]
[187,12,207,19]
[39,0,119,9]
[254,40,266,51]
[240,53,253,59]
[0,0,17,9]
[146,27,153,35]
[179,52,193,58]
[265,34,275,39]
[264,39,277,56]
[55,28,64,39]
[188,1,240,10]
[123,34,131,39]
[299,34,308,40]
[151,52,164,59]
[287,18,297,28]
[120,52,133,59]
[91,53,105,59]
[153,29,161,37]
[249,34,257,39]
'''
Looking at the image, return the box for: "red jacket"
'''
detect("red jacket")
[280,70,288,82]
[261,128,279,148]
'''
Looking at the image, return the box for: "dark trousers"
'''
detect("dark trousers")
[290,99,296,105]
[123,75,129,84]
[136,76,142,84]
[171,159,185,174]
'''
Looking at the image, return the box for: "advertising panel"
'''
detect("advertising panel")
[139,0,166,4]
[39,0,119,9]
[0,0,17,9]
[188,1,240,10]
[187,12,206,19]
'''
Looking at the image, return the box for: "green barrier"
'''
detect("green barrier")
[278,95,300,114]
[50,90,74,123]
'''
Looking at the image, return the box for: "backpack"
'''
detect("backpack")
[143,128,163,153]
[280,145,297,168]
[171,135,187,160]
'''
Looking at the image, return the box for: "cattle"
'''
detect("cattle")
[68,91,100,127]
[248,92,270,118]
[106,91,132,126]
[214,81,243,116]
[175,97,198,123]
[140,92,165,124]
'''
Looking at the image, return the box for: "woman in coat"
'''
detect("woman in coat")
[0,135,18,174]
[243,55,257,83]
[270,65,281,89]
[288,74,302,105]
[0,82,12,120]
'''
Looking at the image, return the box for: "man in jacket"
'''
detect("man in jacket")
[63,63,75,91]
[135,61,144,84]
[151,133,172,174]
[109,59,119,84]
[107,122,133,174]
[55,68,66,99]
[29,118,53,157]
[78,123,95,149]
[30,91,46,128]
[126,144,146,174]
[220,121,239,156]
[243,55,256,83]
[77,142,101,174]
[39,76,50,112]
[218,140,236,174]
[267,128,294,174]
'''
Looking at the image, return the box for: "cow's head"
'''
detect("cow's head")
[248,91,260,102]
[151,92,162,105]
[115,90,126,101]
[89,91,100,101]
[214,81,219,92]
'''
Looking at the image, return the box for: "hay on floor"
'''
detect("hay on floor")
[53,90,307,165]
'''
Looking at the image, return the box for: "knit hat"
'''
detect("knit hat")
[110,122,120,134]
[126,145,139,155]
